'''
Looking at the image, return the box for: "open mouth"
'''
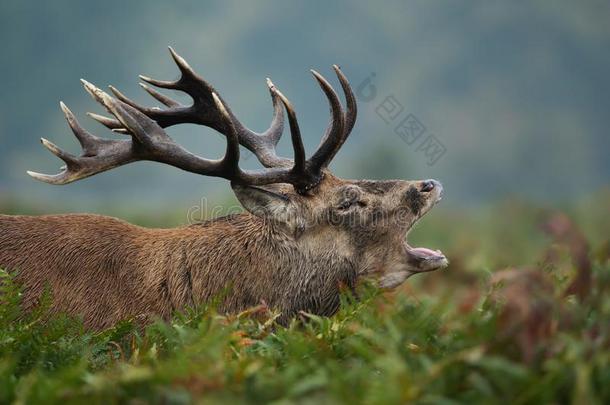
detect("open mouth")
[404,244,449,272]
[403,190,448,273]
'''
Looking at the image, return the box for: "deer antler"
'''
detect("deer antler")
[28,48,357,194]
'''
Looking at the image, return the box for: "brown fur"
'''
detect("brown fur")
[0,173,446,330]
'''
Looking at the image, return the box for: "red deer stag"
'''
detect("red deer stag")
[0,48,447,330]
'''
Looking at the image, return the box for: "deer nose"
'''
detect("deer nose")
[420,180,437,193]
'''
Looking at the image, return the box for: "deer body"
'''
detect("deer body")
[1,212,358,329]
[0,49,448,330]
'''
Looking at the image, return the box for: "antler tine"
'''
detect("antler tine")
[168,46,203,87]
[60,102,101,155]
[39,137,77,166]
[270,86,306,172]
[138,74,176,89]
[139,82,181,107]
[210,92,241,174]
[237,78,291,168]
[86,111,122,130]
[332,65,357,137]
[307,70,345,172]
[135,46,192,90]
[109,85,160,113]
[263,78,285,146]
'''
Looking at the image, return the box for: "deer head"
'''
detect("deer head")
[28,48,448,291]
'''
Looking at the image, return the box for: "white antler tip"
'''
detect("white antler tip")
[80,79,103,98]
[26,170,47,181]
[40,137,65,156]
[59,101,70,114]
[310,69,324,82]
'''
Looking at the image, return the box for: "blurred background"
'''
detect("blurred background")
[1,0,608,231]
[2,4,610,399]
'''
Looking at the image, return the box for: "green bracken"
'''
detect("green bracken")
[1,195,609,404]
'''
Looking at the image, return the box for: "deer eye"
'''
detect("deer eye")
[338,200,353,210]
[337,186,364,210]
[338,199,367,210]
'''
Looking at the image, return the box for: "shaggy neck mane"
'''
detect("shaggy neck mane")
[182,212,358,322]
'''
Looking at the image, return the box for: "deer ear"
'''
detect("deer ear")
[232,184,302,236]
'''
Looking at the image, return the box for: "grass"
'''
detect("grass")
[1,192,609,404]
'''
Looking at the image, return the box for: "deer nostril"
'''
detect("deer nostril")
[420,180,435,193]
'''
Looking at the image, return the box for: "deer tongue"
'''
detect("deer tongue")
[409,246,443,258]
[404,244,449,272]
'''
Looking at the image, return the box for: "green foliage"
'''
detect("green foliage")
[1,199,610,404]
